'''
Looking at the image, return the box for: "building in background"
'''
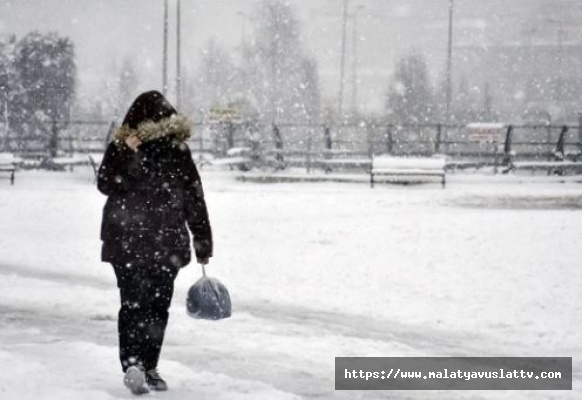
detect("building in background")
[451,0,582,123]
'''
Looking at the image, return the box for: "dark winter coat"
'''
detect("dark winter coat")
[97,116,212,269]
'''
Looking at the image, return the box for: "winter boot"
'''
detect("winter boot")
[124,366,149,395]
[146,369,168,391]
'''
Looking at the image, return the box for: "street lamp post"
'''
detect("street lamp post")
[237,11,248,61]
[544,14,567,111]
[338,0,349,118]
[445,0,454,122]
[351,5,365,117]
[162,0,169,96]
[176,0,182,109]
[2,88,8,133]
[557,20,565,107]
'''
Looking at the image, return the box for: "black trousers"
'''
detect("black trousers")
[112,262,179,372]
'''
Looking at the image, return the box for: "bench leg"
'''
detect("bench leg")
[10,170,14,185]
[370,173,374,188]
[441,174,446,189]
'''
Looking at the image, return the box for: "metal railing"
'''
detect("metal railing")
[1,120,580,167]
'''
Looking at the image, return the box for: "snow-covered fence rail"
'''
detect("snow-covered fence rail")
[2,120,581,176]
[502,125,582,175]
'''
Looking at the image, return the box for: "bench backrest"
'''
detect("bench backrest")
[372,156,446,171]
[0,153,20,166]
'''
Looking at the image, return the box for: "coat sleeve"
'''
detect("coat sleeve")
[97,142,145,196]
[182,145,213,259]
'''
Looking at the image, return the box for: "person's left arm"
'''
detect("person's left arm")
[181,144,213,263]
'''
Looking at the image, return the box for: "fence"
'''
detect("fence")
[212,122,581,163]
[0,120,111,158]
[1,120,581,165]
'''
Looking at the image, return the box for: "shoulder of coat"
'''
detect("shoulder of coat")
[112,115,192,145]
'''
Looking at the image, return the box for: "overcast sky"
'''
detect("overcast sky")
[0,0,567,114]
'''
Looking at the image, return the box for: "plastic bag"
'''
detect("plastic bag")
[187,266,231,320]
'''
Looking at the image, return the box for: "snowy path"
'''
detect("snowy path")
[0,170,581,399]
[0,260,479,400]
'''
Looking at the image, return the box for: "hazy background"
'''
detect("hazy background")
[1,0,580,120]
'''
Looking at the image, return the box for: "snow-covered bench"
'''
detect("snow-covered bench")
[210,147,253,170]
[312,157,371,172]
[0,153,22,185]
[51,154,99,171]
[370,155,447,188]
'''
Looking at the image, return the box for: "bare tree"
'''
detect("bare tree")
[192,39,238,118]
[297,57,321,125]
[0,36,17,134]
[118,57,139,112]
[386,53,433,124]
[245,0,321,125]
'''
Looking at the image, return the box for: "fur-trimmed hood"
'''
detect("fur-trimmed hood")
[113,114,191,145]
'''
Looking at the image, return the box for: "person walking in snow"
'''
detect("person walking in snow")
[97,90,213,395]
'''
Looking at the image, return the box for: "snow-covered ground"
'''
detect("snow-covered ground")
[0,168,580,399]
